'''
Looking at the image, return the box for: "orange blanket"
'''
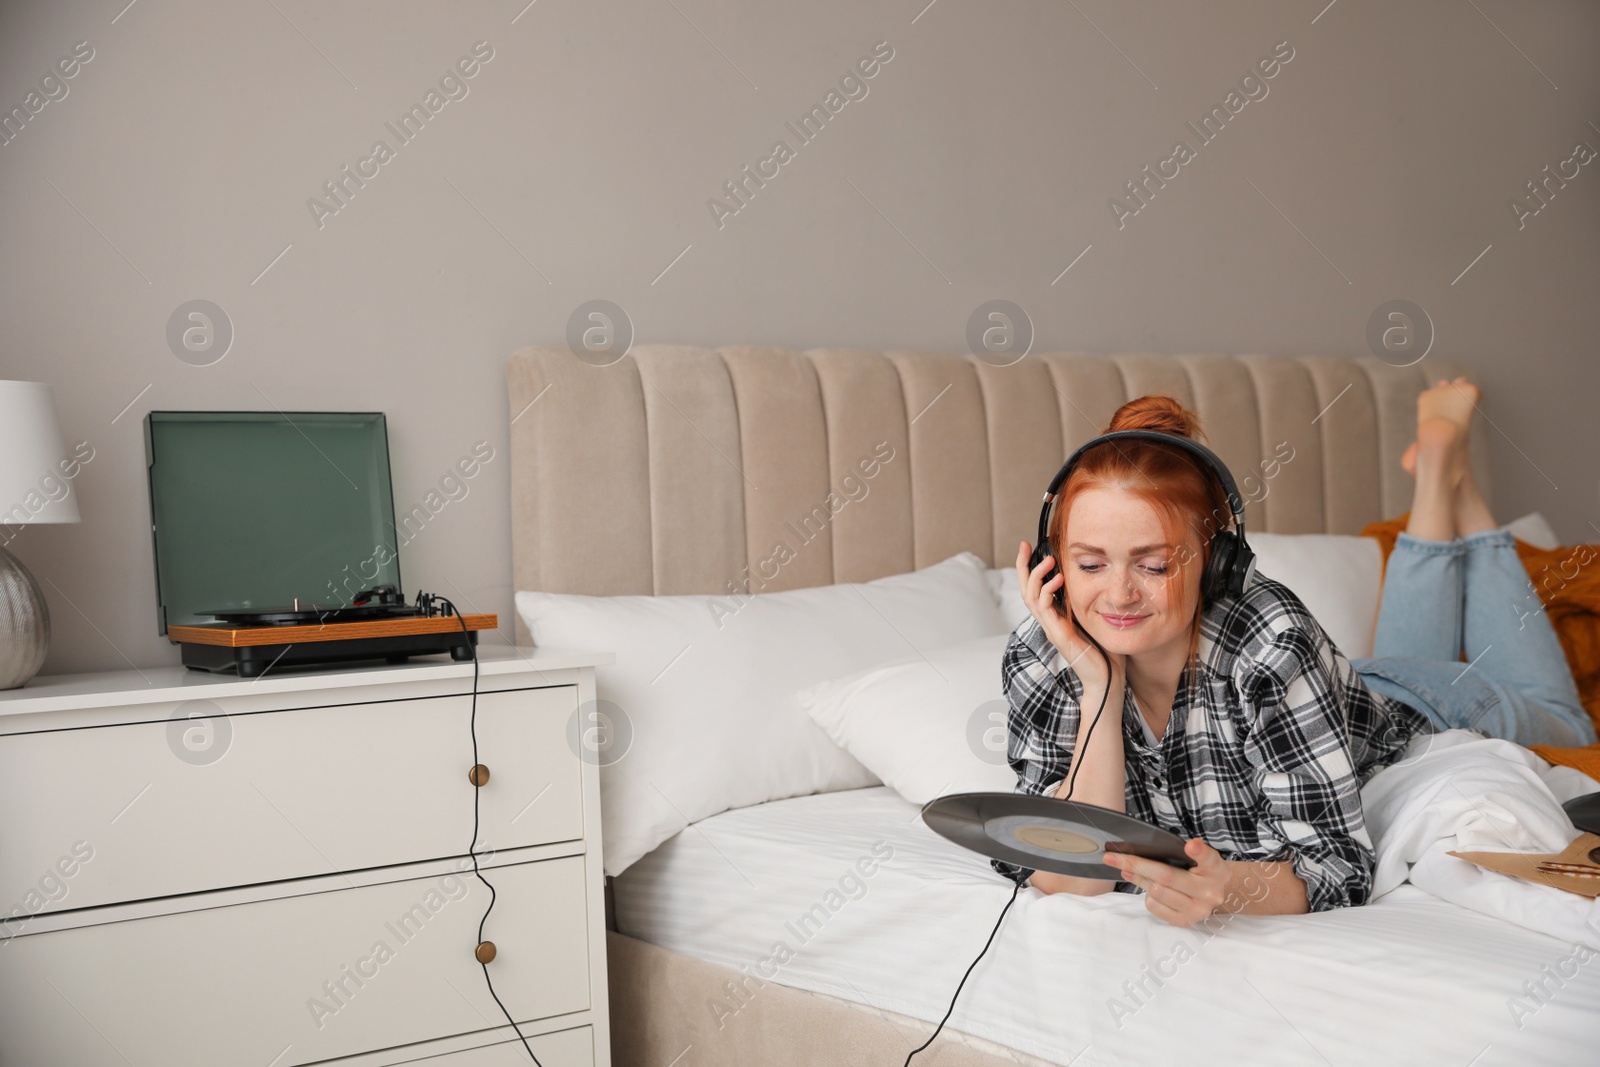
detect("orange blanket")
[1363,515,1600,782]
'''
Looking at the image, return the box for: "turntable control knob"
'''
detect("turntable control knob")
[475,941,496,964]
[468,764,490,787]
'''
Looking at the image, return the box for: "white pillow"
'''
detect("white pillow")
[1246,533,1382,658]
[516,552,1008,875]
[986,565,1031,630]
[1507,511,1559,550]
[797,633,1017,806]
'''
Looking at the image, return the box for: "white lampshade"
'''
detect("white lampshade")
[0,381,81,525]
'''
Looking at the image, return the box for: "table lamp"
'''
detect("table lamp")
[0,381,80,689]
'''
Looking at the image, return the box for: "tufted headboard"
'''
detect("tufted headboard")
[505,348,1486,640]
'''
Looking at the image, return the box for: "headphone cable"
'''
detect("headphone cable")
[899,880,1021,1066]
[1060,619,1113,803]
[904,614,1112,1064]
[439,597,544,1066]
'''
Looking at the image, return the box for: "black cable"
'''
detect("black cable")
[1060,615,1114,805]
[900,880,1022,1066]
[903,605,1113,1065]
[440,596,544,1067]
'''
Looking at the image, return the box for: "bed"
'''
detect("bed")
[504,346,1600,1066]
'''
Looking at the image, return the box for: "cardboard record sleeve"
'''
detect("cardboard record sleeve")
[1448,832,1600,900]
[922,792,1195,879]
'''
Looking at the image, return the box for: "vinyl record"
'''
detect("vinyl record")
[1564,791,1600,836]
[922,792,1196,879]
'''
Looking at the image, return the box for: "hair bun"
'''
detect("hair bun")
[1105,395,1206,442]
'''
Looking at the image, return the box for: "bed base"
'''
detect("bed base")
[606,931,1056,1067]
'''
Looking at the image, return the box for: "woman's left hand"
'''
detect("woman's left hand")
[1104,839,1231,927]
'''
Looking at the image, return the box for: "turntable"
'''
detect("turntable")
[146,411,496,677]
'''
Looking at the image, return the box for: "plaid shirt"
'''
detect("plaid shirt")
[991,573,1435,912]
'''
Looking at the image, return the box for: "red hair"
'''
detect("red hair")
[1049,395,1232,673]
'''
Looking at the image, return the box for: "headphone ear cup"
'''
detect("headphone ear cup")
[1029,541,1069,615]
[1232,539,1256,596]
[1202,531,1236,602]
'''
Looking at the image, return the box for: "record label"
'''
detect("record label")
[1013,825,1098,854]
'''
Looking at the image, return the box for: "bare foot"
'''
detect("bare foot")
[1417,376,1480,431]
[1401,377,1479,478]
[1414,417,1468,490]
[1403,376,1492,541]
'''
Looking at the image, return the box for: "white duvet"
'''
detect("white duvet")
[614,729,1600,1067]
[1363,729,1600,952]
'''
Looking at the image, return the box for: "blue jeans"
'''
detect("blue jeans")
[1351,527,1596,749]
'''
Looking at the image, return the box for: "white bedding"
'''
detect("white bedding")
[614,732,1600,1067]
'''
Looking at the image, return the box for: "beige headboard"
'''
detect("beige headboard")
[506,347,1485,637]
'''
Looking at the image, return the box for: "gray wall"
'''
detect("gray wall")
[2,0,1596,676]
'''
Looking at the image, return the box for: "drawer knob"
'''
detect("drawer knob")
[476,940,497,964]
[468,764,490,787]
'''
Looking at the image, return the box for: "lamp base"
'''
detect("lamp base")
[0,542,49,689]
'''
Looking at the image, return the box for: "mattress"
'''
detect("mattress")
[613,785,1600,1067]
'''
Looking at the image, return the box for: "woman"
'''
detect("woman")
[994,380,1597,927]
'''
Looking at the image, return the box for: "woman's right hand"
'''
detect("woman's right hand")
[1016,540,1125,694]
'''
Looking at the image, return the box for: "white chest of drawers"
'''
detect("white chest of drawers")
[0,647,613,1067]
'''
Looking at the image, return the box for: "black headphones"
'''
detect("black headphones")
[1030,429,1256,611]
